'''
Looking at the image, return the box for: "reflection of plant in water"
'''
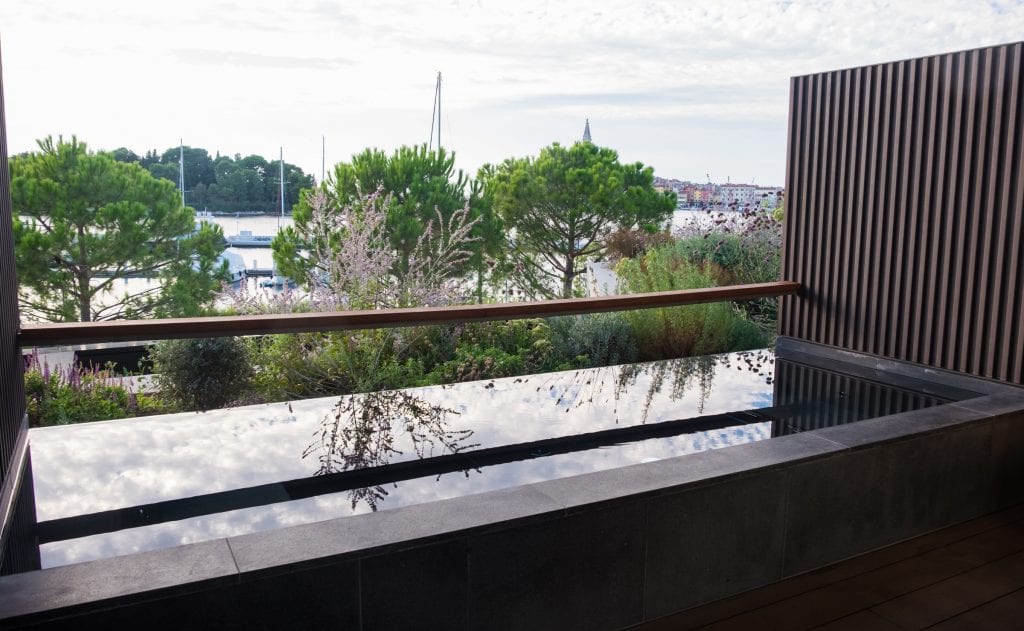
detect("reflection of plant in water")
[541,350,774,424]
[303,390,478,510]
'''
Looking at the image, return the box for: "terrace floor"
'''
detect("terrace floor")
[634,503,1024,630]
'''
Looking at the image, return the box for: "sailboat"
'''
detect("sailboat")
[264,148,295,288]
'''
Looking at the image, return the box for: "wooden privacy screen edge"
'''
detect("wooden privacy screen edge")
[16,281,799,346]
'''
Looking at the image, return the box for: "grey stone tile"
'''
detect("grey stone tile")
[641,432,844,487]
[229,484,563,575]
[813,403,990,448]
[642,469,788,618]
[467,503,644,631]
[527,433,842,515]
[782,422,999,576]
[362,539,468,631]
[953,392,1024,417]
[773,337,1011,396]
[0,538,238,621]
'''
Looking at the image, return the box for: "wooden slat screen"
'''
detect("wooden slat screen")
[781,41,1024,385]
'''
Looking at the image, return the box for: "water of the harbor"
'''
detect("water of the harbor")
[82,214,296,313]
[58,209,741,315]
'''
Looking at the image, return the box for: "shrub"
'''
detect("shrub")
[547,312,639,368]
[424,319,566,383]
[23,351,166,426]
[247,330,429,401]
[605,228,674,262]
[149,337,254,411]
[672,211,783,329]
[616,247,766,359]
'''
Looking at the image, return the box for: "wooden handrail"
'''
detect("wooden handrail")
[17,281,799,347]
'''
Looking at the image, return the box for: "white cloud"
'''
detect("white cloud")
[1,0,1021,183]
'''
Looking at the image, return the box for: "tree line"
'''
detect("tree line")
[11,135,677,322]
[110,145,315,214]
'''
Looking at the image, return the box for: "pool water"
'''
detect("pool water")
[26,348,959,568]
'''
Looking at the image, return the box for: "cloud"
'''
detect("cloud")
[3,0,1023,183]
[172,48,353,70]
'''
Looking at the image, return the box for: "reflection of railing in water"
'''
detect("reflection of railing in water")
[769,359,952,437]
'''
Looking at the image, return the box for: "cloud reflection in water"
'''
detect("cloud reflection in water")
[32,350,776,567]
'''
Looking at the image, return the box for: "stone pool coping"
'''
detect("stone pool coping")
[1,337,1022,629]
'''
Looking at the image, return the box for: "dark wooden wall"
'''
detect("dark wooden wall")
[780,41,1024,385]
[0,43,34,574]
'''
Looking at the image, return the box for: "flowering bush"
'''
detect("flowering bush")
[23,349,166,426]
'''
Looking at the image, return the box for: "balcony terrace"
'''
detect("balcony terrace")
[0,41,1023,630]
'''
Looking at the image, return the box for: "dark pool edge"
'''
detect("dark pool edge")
[1,343,1022,628]
[775,336,1024,397]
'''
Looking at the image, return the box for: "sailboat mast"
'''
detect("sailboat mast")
[428,72,442,150]
[178,139,185,208]
[279,147,285,229]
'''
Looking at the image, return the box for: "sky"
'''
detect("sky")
[1,1,1022,186]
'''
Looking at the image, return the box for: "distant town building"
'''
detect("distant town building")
[652,176,783,210]
[582,119,592,143]
[719,183,758,207]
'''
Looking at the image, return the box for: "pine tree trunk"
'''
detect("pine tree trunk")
[561,254,574,298]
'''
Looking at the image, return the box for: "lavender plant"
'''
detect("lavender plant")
[226,189,483,401]
[23,349,165,426]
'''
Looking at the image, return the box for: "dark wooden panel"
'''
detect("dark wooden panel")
[780,41,1024,385]
[0,43,26,512]
[0,41,31,571]
[17,281,799,346]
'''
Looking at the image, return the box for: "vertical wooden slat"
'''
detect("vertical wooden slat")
[807,74,825,341]
[830,68,853,348]
[961,48,993,374]
[822,70,844,345]
[920,53,949,367]
[934,53,964,369]
[778,77,797,338]
[781,41,1024,385]
[1008,44,1024,383]
[879,61,903,357]
[976,46,1007,378]
[913,59,937,364]
[901,60,925,364]
[857,65,881,353]
[847,66,867,351]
